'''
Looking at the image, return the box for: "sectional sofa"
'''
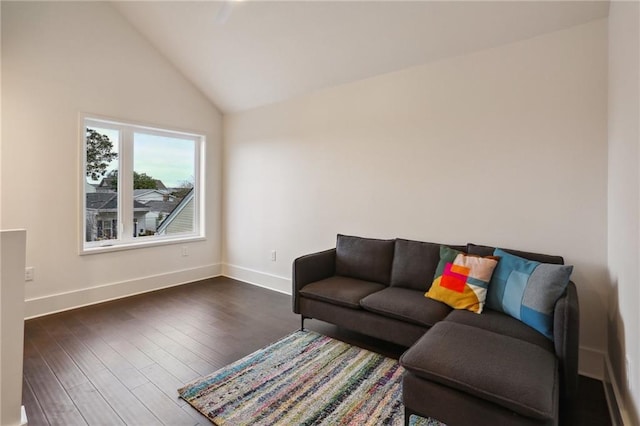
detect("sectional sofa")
[292,234,579,426]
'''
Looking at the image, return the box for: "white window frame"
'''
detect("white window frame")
[80,114,205,254]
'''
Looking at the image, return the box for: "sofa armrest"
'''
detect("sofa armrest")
[292,248,336,313]
[554,281,580,399]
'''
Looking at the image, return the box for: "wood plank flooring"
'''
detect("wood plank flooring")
[22,277,611,425]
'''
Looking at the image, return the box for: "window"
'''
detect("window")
[97,219,117,240]
[81,115,204,253]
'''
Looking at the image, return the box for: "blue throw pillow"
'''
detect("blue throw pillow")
[487,248,573,339]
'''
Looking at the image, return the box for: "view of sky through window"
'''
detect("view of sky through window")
[86,128,195,189]
[133,133,195,188]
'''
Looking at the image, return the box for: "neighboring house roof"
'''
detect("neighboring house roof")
[133,189,171,199]
[86,192,118,210]
[154,180,168,191]
[86,193,149,211]
[156,188,194,234]
[145,200,180,214]
[97,177,116,190]
[134,189,155,197]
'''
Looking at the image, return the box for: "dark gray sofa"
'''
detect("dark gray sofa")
[292,235,579,426]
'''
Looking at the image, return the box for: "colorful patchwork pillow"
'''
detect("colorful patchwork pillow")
[426,246,498,314]
[487,248,573,339]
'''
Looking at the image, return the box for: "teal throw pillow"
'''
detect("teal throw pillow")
[487,248,573,339]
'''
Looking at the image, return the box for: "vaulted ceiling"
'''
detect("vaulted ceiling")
[112,1,609,113]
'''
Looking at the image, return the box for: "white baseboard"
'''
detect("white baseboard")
[24,263,222,319]
[579,345,606,380]
[222,263,291,294]
[604,354,632,426]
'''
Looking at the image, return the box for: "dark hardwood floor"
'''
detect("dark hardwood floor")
[22,277,611,425]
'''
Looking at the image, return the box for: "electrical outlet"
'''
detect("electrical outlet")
[25,267,35,282]
[181,246,189,257]
[271,250,277,262]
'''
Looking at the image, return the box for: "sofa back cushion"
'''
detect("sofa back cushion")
[390,239,466,291]
[335,234,395,285]
[467,243,564,265]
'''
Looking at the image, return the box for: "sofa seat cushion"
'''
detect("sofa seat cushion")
[400,322,558,421]
[359,287,452,327]
[444,309,554,352]
[299,276,386,309]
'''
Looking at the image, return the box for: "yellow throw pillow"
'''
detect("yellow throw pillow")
[426,251,499,314]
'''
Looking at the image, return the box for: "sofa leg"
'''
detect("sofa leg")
[300,316,305,331]
[404,407,421,426]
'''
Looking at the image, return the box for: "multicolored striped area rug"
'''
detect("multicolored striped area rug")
[178,330,444,426]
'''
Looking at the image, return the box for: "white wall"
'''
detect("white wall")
[607,1,640,424]
[224,20,609,377]
[1,2,223,317]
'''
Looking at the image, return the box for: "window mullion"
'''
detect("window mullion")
[120,127,135,241]
[195,138,204,235]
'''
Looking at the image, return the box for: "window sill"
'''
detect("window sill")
[80,235,206,255]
